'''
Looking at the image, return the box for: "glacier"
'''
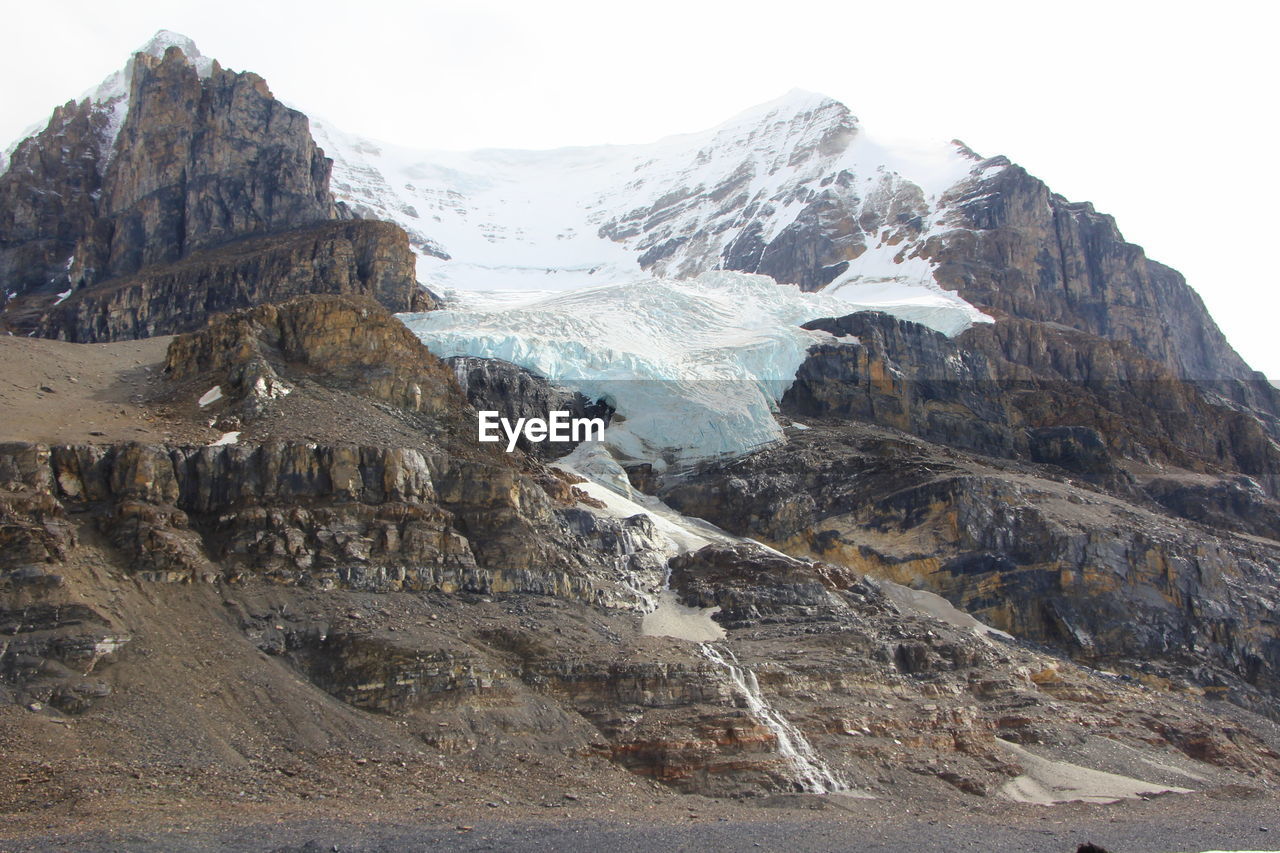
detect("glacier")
[320,87,998,465]
[355,90,1000,465]
[3,35,1001,467]
[400,270,987,465]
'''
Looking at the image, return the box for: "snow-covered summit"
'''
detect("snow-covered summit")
[83,30,215,165]
[136,30,208,62]
[87,29,215,103]
[310,87,1000,313]
[1,30,213,174]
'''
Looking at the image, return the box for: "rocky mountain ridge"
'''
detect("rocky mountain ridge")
[0,34,428,340]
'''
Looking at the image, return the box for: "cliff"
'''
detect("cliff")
[0,41,431,340]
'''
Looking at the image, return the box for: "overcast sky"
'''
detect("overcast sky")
[4,0,1277,377]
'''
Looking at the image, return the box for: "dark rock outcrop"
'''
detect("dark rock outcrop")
[34,221,431,341]
[447,356,613,459]
[1143,475,1280,541]
[0,100,111,312]
[0,41,434,341]
[930,163,1274,394]
[86,47,333,280]
[661,422,1280,717]
[783,311,1280,498]
[784,312,1019,458]
[961,317,1280,494]
[670,543,864,629]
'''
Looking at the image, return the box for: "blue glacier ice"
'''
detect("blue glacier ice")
[399,271,987,466]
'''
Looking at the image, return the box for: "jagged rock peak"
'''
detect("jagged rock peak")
[0,29,350,331]
[0,30,213,176]
[135,29,207,62]
[86,29,215,108]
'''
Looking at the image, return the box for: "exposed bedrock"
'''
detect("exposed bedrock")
[0,438,671,612]
[446,356,614,459]
[32,221,431,342]
[660,424,1280,718]
[223,542,1280,796]
[164,292,456,421]
[785,311,1280,500]
[0,45,433,341]
[785,312,1020,459]
[929,163,1276,396]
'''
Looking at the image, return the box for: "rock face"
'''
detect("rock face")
[785,312,1019,458]
[447,356,614,459]
[959,317,1280,495]
[33,221,430,342]
[669,543,863,630]
[0,40,431,341]
[784,312,1280,499]
[0,100,111,308]
[164,293,456,418]
[88,47,333,279]
[0,440,661,608]
[10,432,1278,801]
[928,164,1266,386]
[660,421,1280,718]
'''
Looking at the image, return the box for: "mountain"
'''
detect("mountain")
[311,90,1270,389]
[0,31,429,341]
[2,31,1280,843]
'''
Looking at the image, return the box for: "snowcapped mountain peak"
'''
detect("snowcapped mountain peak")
[2,30,217,174]
[312,88,1003,301]
[74,30,218,167]
[687,88,858,167]
[136,29,206,62]
[91,29,214,101]
[708,88,854,134]
[95,28,215,99]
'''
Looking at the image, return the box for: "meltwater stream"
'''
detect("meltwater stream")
[699,643,845,794]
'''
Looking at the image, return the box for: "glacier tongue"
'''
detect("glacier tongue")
[400,270,986,465]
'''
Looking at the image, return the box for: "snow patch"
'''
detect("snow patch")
[253,374,291,399]
[556,445,736,554]
[208,431,240,446]
[197,386,223,407]
[556,445,731,641]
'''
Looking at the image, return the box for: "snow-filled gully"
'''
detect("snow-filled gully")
[699,643,847,794]
[556,447,849,794]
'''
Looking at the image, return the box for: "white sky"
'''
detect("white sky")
[3,0,1277,378]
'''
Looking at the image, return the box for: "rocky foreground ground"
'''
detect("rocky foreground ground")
[2,310,1280,853]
